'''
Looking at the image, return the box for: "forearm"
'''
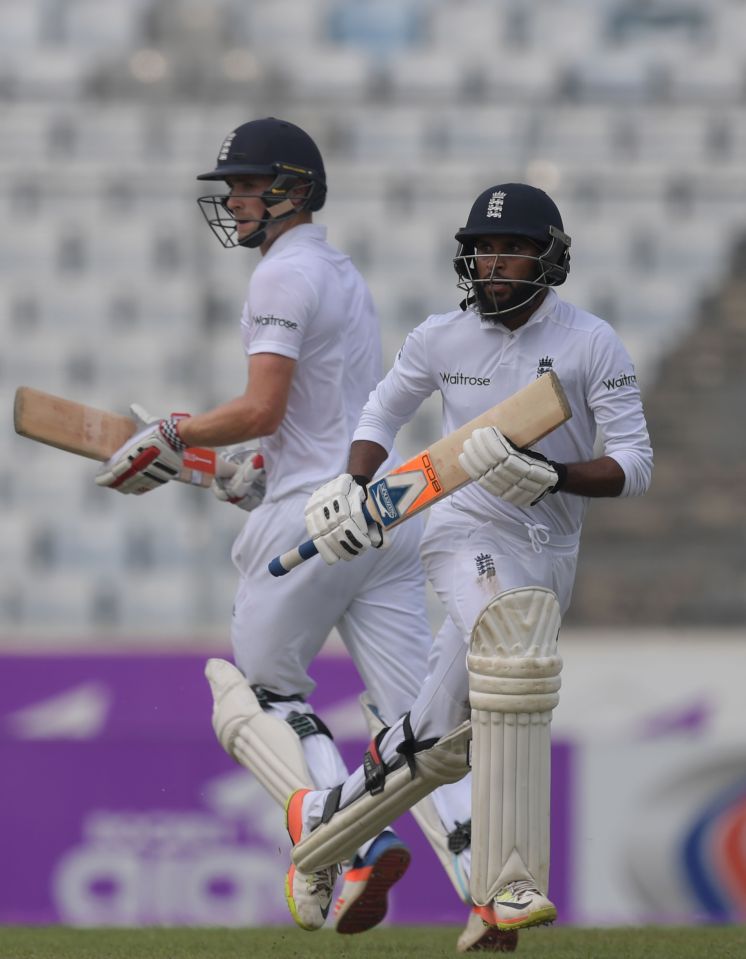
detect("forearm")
[561,455,625,497]
[347,440,389,483]
[177,395,279,448]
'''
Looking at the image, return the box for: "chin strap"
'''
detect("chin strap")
[459,294,477,312]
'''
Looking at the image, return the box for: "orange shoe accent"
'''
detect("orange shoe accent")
[285,788,311,846]
[473,903,497,925]
[340,866,373,884]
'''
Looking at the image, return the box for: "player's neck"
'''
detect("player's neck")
[260,213,313,256]
[494,289,549,331]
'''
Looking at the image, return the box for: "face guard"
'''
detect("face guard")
[454,226,571,319]
[197,166,318,249]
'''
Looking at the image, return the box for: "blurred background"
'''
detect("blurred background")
[1,0,745,932]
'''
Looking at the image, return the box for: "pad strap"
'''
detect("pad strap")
[447,820,472,854]
[286,711,334,741]
[363,728,389,795]
[252,685,306,705]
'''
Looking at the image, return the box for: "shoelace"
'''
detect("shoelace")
[506,878,540,897]
[307,865,338,897]
[524,522,550,554]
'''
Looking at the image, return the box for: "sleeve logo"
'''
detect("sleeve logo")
[253,314,299,331]
[602,371,637,391]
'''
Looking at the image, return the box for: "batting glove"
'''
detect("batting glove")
[95,416,188,495]
[304,473,384,564]
[459,426,567,507]
[211,445,266,512]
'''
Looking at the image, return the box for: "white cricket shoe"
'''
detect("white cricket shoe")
[285,862,337,931]
[285,787,338,930]
[456,904,519,952]
[492,879,557,930]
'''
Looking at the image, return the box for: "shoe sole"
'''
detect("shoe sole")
[334,846,411,934]
[495,904,557,931]
[462,926,519,952]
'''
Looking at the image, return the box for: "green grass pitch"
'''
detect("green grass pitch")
[1,926,746,959]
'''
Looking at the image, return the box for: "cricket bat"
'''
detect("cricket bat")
[268,370,572,576]
[13,386,234,488]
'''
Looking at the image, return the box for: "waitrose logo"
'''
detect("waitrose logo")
[603,371,637,391]
[253,314,299,331]
[439,371,491,386]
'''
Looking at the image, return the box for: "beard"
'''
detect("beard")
[474,280,542,322]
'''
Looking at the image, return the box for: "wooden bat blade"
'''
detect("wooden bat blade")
[268,371,572,576]
[13,386,228,488]
[14,386,138,461]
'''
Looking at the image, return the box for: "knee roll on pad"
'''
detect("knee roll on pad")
[468,586,562,714]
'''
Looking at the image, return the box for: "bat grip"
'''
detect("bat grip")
[268,538,319,577]
[268,503,376,577]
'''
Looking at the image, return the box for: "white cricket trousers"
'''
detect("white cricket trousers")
[411,498,580,741]
[229,491,433,728]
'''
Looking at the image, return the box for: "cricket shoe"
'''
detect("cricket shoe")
[285,788,338,931]
[493,879,557,930]
[285,862,337,931]
[333,830,411,934]
[456,904,519,952]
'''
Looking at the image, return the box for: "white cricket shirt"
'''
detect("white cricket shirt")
[241,223,395,501]
[354,290,653,537]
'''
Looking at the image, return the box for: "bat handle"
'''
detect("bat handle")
[268,502,376,577]
[268,538,319,577]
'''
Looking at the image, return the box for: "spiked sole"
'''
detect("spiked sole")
[463,925,519,952]
[334,846,411,934]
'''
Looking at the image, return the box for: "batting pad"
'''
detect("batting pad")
[467,587,562,905]
[359,692,471,905]
[205,658,312,807]
[292,721,471,874]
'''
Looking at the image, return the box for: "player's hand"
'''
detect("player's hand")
[95,416,188,495]
[459,426,566,506]
[211,445,266,512]
[304,474,384,564]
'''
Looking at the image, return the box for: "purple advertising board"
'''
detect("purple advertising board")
[0,653,572,926]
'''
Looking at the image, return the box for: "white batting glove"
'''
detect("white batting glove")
[459,426,566,507]
[95,417,188,495]
[211,445,266,512]
[304,474,384,564]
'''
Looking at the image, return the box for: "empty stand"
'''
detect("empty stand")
[2,0,743,639]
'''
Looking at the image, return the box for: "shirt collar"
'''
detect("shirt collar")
[478,288,559,332]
